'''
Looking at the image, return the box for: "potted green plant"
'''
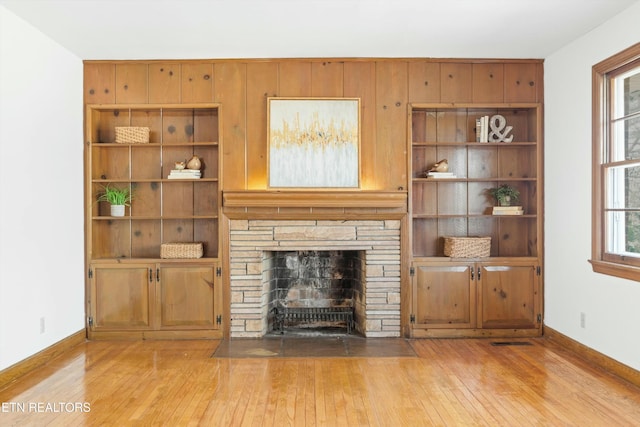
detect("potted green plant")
[97,184,132,217]
[489,184,520,206]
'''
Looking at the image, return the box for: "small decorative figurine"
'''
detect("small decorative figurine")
[186,155,201,170]
[174,161,186,170]
[428,159,449,173]
[488,114,514,143]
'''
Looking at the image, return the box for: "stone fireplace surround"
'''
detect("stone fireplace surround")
[229,219,401,337]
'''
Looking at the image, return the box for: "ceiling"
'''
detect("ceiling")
[1,0,637,60]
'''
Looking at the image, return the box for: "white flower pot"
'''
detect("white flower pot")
[110,205,125,217]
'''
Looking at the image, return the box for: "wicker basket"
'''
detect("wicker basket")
[443,236,491,258]
[115,127,150,143]
[161,242,203,259]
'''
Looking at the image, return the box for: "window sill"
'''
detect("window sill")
[589,259,640,282]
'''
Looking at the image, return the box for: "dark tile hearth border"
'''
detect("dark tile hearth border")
[212,336,417,358]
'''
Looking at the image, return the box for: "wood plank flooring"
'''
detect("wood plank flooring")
[0,337,639,426]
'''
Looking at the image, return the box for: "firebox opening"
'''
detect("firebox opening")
[264,250,365,335]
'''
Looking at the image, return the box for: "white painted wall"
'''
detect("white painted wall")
[545,2,640,370]
[0,6,84,370]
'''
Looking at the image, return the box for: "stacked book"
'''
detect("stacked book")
[425,172,457,179]
[492,206,524,215]
[168,169,201,179]
[476,115,489,143]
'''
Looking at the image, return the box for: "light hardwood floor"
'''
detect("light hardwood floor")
[0,338,639,426]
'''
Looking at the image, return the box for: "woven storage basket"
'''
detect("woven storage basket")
[115,127,150,143]
[443,236,491,258]
[161,242,203,259]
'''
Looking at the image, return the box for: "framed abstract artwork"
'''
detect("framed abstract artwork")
[268,97,360,188]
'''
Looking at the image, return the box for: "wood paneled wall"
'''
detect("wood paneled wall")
[84,59,543,192]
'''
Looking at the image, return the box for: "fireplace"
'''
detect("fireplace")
[265,250,364,334]
[229,219,401,337]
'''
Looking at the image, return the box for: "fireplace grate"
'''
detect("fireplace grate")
[274,306,354,334]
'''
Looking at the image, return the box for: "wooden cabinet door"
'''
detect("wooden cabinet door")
[89,264,154,331]
[157,264,219,330]
[478,262,540,329]
[412,262,476,329]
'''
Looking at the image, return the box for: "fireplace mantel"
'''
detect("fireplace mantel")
[222,190,407,219]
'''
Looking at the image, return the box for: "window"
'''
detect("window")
[592,43,640,281]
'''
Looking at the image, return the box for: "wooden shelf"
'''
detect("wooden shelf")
[92,215,218,220]
[91,142,218,147]
[412,141,537,146]
[92,179,218,183]
[412,214,537,219]
[87,103,221,259]
[86,103,223,340]
[90,257,219,263]
[409,102,543,337]
[412,178,537,182]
